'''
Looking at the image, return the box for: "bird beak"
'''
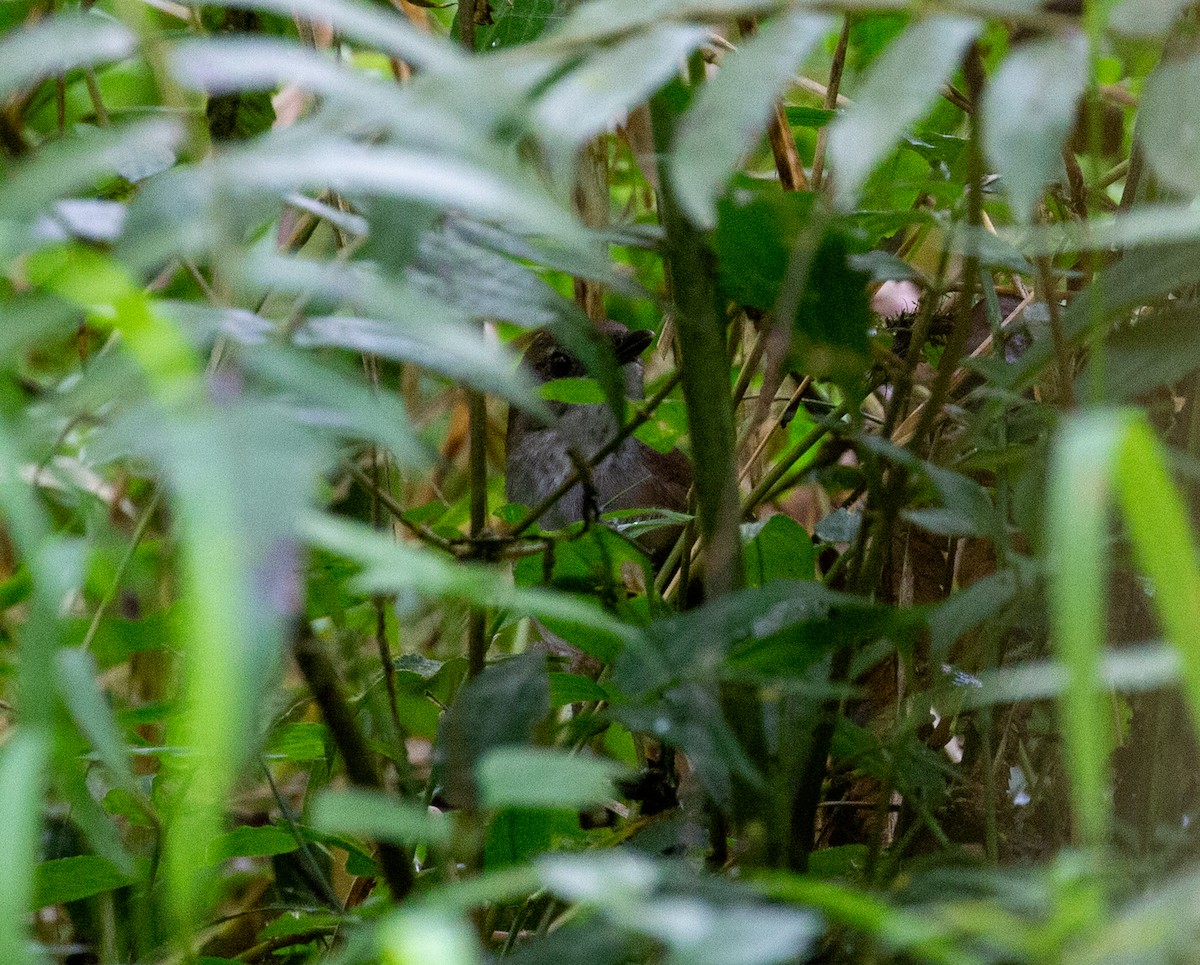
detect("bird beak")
[614,328,654,365]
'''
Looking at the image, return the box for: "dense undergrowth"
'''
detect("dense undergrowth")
[3,0,1200,961]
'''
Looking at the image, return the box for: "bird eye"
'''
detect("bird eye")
[548,351,573,379]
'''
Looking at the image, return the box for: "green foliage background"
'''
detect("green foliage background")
[3,0,1200,961]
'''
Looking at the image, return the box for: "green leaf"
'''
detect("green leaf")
[549,672,609,707]
[1141,54,1200,197]
[903,463,997,538]
[302,513,640,660]
[538,377,608,404]
[743,514,816,586]
[479,0,564,48]
[926,569,1020,665]
[1087,304,1200,401]
[477,748,625,810]
[981,33,1089,222]
[827,16,980,209]
[441,655,550,810]
[672,11,833,228]
[34,856,134,908]
[533,24,708,161]
[313,788,451,846]
[792,229,872,390]
[0,13,134,100]
[56,649,138,796]
[265,723,329,763]
[0,731,48,965]
[785,105,836,128]
[715,185,815,309]
[206,826,299,865]
[484,809,574,870]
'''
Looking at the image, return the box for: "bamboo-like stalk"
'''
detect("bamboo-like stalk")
[649,92,744,598]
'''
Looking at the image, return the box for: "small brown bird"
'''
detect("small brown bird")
[505,320,691,558]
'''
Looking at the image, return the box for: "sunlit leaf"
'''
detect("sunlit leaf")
[378,908,481,965]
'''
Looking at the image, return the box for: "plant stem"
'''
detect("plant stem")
[810,16,850,190]
[650,90,744,598]
[467,389,488,678]
[292,634,414,900]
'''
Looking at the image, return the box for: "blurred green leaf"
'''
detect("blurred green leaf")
[549,672,609,707]
[0,13,133,100]
[1085,305,1200,401]
[477,747,625,810]
[33,855,133,909]
[981,33,1089,222]
[313,788,451,846]
[207,825,298,865]
[1141,54,1200,196]
[0,731,48,965]
[197,0,462,73]
[672,11,833,228]
[56,649,138,796]
[441,654,550,810]
[378,907,481,965]
[533,24,707,163]
[828,16,980,208]
[304,514,640,659]
[1048,410,1200,854]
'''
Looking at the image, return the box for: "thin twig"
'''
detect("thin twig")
[466,389,489,679]
[810,16,850,190]
[81,487,163,653]
[291,633,414,900]
[347,463,456,553]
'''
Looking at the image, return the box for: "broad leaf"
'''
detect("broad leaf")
[672,12,833,228]
[313,788,452,846]
[477,747,625,810]
[1141,54,1200,197]
[981,32,1089,222]
[827,16,980,209]
[0,13,133,100]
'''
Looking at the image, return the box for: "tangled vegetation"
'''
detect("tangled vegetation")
[3,0,1200,961]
